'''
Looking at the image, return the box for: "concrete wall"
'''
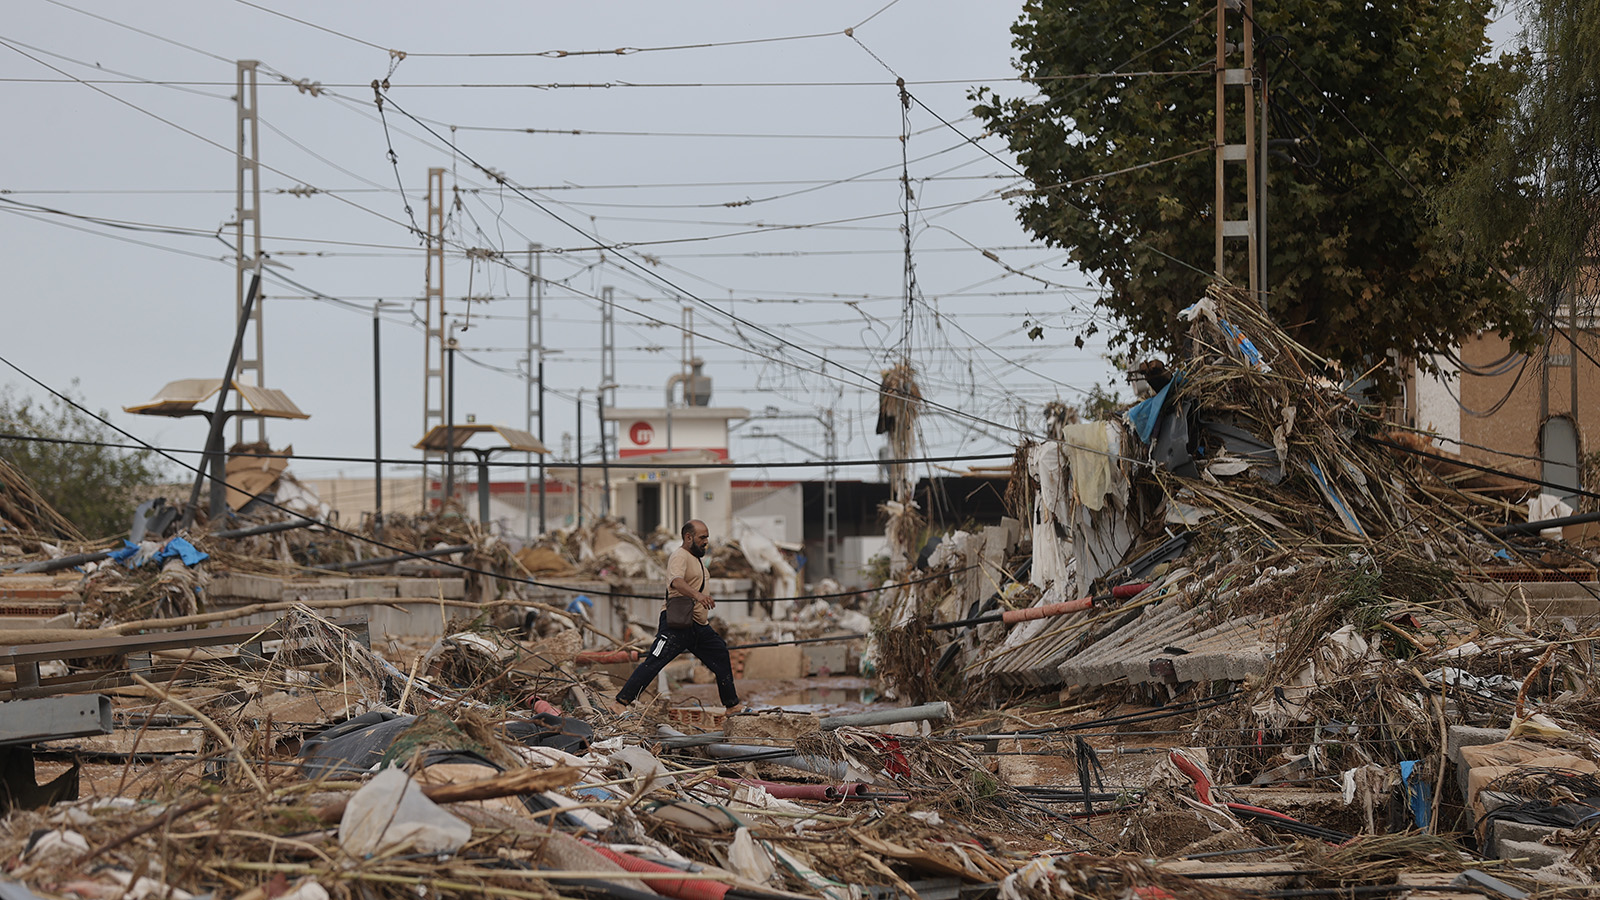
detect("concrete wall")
[732,483,804,544]
[838,535,888,588]
[605,406,749,457]
[1444,327,1600,500]
[690,468,732,539]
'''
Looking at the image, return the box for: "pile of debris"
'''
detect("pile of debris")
[9,283,1600,895]
[865,284,1600,885]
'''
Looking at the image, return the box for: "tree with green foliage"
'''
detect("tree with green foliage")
[973,0,1538,381]
[0,385,165,539]
[1438,0,1600,313]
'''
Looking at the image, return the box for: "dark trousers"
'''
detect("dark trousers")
[615,610,740,708]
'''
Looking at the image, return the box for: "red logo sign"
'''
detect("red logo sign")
[629,421,655,445]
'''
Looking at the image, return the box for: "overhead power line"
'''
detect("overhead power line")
[0,38,422,242]
[0,347,979,601]
[441,125,904,141]
[0,431,1012,472]
[0,72,1213,90]
[0,174,1014,196]
[40,0,233,63]
[371,89,1049,443]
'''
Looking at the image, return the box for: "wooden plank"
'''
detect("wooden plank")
[0,616,368,666]
[0,617,369,700]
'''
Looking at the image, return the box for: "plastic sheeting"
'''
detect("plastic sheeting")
[1027,442,1073,593]
[339,767,471,857]
[739,531,798,601]
[1064,422,1135,596]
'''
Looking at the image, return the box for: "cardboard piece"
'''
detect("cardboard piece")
[225,445,293,511]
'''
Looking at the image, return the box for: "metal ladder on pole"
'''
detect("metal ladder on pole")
[422,168,446,511]
[234,60,265,446]
[1214,0,1259,297]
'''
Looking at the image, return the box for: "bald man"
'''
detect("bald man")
[613,519,743,714]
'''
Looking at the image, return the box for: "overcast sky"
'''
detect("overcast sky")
[0,2,1520,493]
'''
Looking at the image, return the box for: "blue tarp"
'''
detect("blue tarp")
[106,536,209,568]
[1399,760,1432,831]
[1125,373,1184,444]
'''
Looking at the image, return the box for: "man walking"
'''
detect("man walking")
[613,519,743,714]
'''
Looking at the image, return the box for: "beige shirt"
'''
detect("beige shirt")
[666,546,711,625]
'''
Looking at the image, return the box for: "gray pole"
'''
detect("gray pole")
[524,246,535,541]
[444,333,456,511]
[535,247,546,536]
[575,390,585,528]
[823,407,838,581]
[477,451,491,525]
[373,304,383,538]
[599,389,610,517]
[182,271,261,530]
[531,245,544,538]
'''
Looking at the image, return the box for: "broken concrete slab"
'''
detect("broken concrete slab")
[1489,820,1563,856]
[1497,837,1569,869]
[1447,725,1512,799]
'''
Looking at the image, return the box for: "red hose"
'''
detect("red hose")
[588,844,730,900]
[1167,750,1213,805]
[1224,802,1301,823]
[1168,751,1309,828]
[734,779,835,800]
[751,781,833,801]
[1001,596,1094,624]
[998,582,1152,625]
[825,782,870,798]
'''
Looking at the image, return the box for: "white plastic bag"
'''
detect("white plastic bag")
[339,766,471,857]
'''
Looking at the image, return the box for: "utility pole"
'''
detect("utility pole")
[600,285,617,515]
[373,304,383,538]
[598,388,611,517]
[823,407,838,581]
[526,244,545,540]
[575,390,585,528]
[234,60,265,446]
[422,168,446,509]
[444,329,457,509]
[1214,0,1259,300]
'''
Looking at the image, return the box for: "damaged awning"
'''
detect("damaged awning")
[414,422,550,454]
[124,378,308,419]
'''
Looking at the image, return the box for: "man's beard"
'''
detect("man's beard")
[689,544,707,558]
